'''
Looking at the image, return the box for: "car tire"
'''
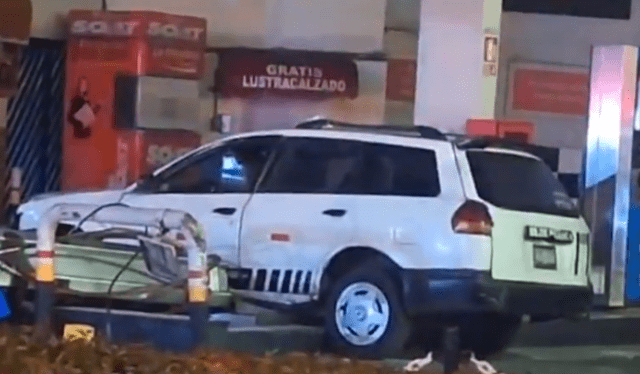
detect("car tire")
[323,261,410,358]
[462,313,521,359]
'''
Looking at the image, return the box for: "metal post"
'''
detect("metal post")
[184,225,209,348]
[34,204,61,340]
[35,204,210,346]
[583,45,639,307]
[442,326,460,374]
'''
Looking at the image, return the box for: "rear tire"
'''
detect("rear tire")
[323,261,410,358]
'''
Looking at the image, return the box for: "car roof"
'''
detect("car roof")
[470,147,542,161]
[224,129,544,161]
[221,128,450,148]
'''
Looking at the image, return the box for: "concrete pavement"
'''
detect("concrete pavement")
[385,346,640,374]
[53,304,640,374]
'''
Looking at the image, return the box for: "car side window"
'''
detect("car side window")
[154,150,222,193]
[359,143,441,197]
[141,136,279,194]
[258,137,364,194]
[218,136,280,193]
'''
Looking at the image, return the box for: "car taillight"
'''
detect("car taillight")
[451,200,493,235]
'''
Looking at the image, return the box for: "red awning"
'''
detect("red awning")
[0,0,32,44]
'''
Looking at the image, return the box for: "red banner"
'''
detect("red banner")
[216,49,359,100]
[67,10,206,79]
[511,68,589,116]
[386,59,416,102]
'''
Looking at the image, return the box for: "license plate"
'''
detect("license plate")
[534,244,557,270]
[526,226,574,244]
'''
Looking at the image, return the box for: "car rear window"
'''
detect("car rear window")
[466,150,579,218]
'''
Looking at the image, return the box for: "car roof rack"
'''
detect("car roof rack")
[451,135,560,170]
[295,118,448,141]
[448,135,522,149]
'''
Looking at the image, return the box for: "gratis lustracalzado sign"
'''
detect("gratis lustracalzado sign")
[216,49,359,100]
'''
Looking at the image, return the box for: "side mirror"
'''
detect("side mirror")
[134,173,158,191]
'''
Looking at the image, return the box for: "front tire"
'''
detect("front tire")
[323,262,410,358]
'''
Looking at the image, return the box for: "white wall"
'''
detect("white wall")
[414,0,501,133]
[266,0,385,52]
[497,0,640,149]
[107,0,269,48]
[105,0,385,53]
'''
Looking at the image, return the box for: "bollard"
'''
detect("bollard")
[442,326,461,374]
[185,225,209,349]
[34,226,56,340]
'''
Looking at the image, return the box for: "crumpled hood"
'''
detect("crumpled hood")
[17,189,127,230]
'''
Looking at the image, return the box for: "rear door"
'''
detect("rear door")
[351,140,474,270]
[465,149,590,287]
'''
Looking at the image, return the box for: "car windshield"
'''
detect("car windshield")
[466,150,579,218]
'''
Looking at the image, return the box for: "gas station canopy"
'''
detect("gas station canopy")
[0,0,32,44]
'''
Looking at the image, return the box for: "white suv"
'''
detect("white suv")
[16,120,592,357]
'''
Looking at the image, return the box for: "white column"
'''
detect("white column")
[413,0,502,133]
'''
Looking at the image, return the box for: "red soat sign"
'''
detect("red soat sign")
[216,49,359,100]
[62,10,207,192]
[68,11,206,44]
[70,20,204,42]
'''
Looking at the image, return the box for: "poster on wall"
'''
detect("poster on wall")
[506,62,590,118]
[215,49,359,100]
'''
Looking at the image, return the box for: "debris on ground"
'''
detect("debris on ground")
[0,324,513,374]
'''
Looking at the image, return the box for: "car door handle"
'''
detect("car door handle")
[212,207,237,216]
[323,209,347,217]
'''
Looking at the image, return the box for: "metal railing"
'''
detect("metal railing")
[33,203,209,348]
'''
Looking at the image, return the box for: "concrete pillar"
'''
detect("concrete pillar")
[413,0,502,133]
[0,98,7,128]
